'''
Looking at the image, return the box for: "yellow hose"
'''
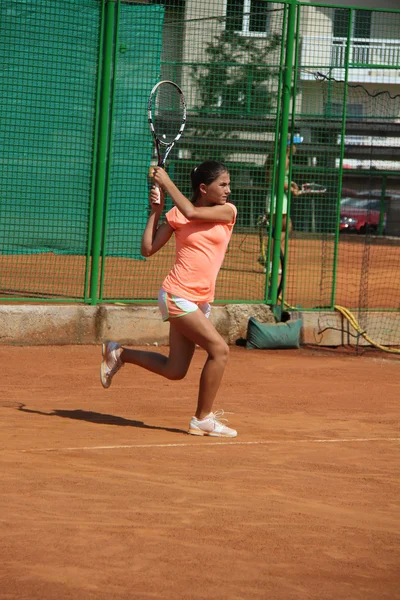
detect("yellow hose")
[282,300,400,354]
[333,305,400,355]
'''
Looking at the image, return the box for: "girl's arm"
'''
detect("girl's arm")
[284,154,300,196]
[289,181,300,196]
[141,188,174,257]
[153,168,235,223]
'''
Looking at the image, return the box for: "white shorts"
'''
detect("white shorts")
[158,288,211,322]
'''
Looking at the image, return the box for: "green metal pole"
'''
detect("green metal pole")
[84,0,106,303]
[89,0,116,306]
[270,0,297,306]
[99,0,121,301]
[265,4,287,304]
[378,174,386,235]
[330,8,352,309]
[280,1,302,309]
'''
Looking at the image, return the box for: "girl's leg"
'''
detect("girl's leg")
[100,326,195,389]
[269,214,283,274]
[280,214,287,249]
[120,325,195,380]
[168,310,229,419]
[100,309,235,436]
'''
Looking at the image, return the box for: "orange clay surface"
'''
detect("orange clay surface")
[2,344,400,600]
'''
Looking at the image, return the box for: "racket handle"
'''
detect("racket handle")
[152,183,161,205]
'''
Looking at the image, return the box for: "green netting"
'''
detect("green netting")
[0,0,99,256]
[280,5,400,351]
[103,4,165,260]
[100,3,165,299]
[1,0,400,352]
[0,0,101,299]
[100,0,286,302]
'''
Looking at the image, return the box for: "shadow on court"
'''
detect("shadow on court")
[17,405,187,435]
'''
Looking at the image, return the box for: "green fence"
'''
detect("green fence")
[1,0,399,347]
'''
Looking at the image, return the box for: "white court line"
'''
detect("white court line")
[20,437,400,453]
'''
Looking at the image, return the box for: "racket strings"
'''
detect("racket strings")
[152,86,185,145]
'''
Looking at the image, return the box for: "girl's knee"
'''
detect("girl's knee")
[211,339,229,363]
[166,364,190,381]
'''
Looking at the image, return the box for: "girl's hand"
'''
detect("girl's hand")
[291,182,300,196]
[149,185,164,207]
[152,166,172,191]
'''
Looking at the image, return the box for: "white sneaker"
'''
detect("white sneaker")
[188,410,237,438]
[100,341,123,389]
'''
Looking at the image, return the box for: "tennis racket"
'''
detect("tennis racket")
[147,80,186,204]
[299,182,327,195]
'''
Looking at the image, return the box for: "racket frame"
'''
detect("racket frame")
[299,182,327,195]
[147,80,186,204]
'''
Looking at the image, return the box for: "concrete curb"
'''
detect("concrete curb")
[0,304,393,348]
[0,303,274,346]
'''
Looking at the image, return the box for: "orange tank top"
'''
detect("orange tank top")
[162,204,237,302]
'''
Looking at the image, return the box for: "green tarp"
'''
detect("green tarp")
[0,0,164,259]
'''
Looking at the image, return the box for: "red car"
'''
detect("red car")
[340,197,387,234]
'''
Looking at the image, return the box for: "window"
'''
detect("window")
[333,9,372,65]
[333,8,372,39]
[226,0,270,36]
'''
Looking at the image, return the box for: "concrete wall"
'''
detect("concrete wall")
[0,304,275,346]
[0,304,396,349]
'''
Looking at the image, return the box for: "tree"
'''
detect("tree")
[191,30,281,117]
[189,29,281,161]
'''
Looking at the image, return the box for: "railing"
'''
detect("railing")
[300,36,400,71]
[332,37,400,68]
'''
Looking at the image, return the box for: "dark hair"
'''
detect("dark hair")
[190,160,228,201]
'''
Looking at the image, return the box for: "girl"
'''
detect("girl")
[100,161,238,438]
[263,138,301,273]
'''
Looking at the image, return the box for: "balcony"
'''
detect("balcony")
[300,36,400,85]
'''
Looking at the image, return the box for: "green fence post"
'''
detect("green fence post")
[99,0,121,301]
[85,0,106,303]
[89,0,117,306]
[265,4,287,304]
[280,0,302,309]
[330,7,352,310]
[270,0,297,306]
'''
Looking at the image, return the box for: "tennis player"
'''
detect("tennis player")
[100,161,237,438]
[263,135,302,272]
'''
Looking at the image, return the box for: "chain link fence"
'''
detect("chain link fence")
[1,0,399,348]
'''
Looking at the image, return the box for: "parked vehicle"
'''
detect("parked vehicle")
[340,196,387,234]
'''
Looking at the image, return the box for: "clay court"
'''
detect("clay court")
[2,344,400,599]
